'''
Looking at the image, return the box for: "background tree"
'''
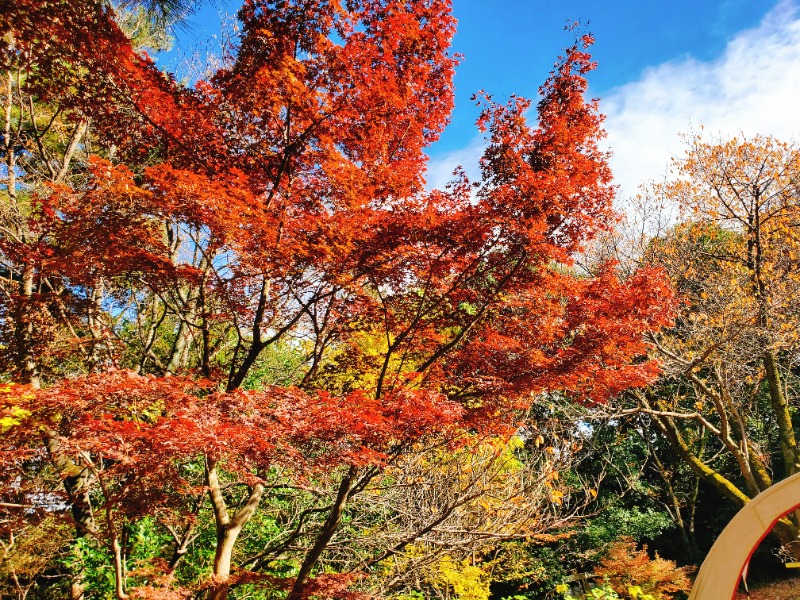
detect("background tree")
[618,134,800,553]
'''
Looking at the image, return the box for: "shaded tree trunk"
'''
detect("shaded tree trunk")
[764,350,800,475]
[46,433,96,600]
[287,465,358,600]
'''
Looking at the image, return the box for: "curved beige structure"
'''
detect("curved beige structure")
[689,472,800,599]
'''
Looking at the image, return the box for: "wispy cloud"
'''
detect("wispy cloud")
[425,136,486,192]
[603,0,800,198]
[426,1,800,202]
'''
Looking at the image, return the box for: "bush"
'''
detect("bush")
[594,537,693,599]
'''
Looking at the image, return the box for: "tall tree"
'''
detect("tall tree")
[622,134,800,548]
[1,2,673,598]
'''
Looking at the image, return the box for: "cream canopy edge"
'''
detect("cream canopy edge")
[689,471,800,599]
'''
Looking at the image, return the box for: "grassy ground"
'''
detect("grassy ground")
[734,575,800,599]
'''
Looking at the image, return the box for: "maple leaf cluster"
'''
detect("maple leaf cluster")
[0,373,454,527]
[5,370,462,482]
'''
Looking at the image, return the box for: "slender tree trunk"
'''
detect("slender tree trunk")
[55,119,88,183]
[136,295,165,373]
[199,268,212,377]
[227,278,270,391]
[46,434,95,600]
[205,459,264,600]
[764,350,800,475]
[649,443,701,561]
[16,265,41,389]
[165,522,197,574]
[685,471,701,561]
[87,278,108,372]
[287,465,358,600]
[226,340,263,391]
[111,533,128,599]
[166,318,192,374]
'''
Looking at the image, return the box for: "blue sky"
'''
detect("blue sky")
[166,0,800,197]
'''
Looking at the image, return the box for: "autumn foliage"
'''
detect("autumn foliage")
[595,537,693,599]
[0,1,673,598]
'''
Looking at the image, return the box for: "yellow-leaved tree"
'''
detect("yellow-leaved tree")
[625,134,800,550]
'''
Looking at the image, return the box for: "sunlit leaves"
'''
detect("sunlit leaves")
[0,3,679,597]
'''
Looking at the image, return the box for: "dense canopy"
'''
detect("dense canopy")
[0,2,679,599]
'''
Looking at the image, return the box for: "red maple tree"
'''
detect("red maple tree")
[0,2,673,598]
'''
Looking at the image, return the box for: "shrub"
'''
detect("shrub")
[594,537,693,599]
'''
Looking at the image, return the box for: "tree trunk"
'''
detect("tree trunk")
[45,432,96,600]
[205,459,264,600]
[226,278,270,391]
[166,522,197,574]
[764,350,800,475]
[287,465,358,600]
[111,534,128,599]
[166,318,192,374]
[226,340,263,391]
[16,265,41,389]
[209,529,239,600]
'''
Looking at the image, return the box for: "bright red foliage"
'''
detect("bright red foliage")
[0,3,674,598]
[7,370,461,484]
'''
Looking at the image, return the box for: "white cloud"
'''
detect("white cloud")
[603,0,800,199]
[425,136,485,191]
[426,1,800,203]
